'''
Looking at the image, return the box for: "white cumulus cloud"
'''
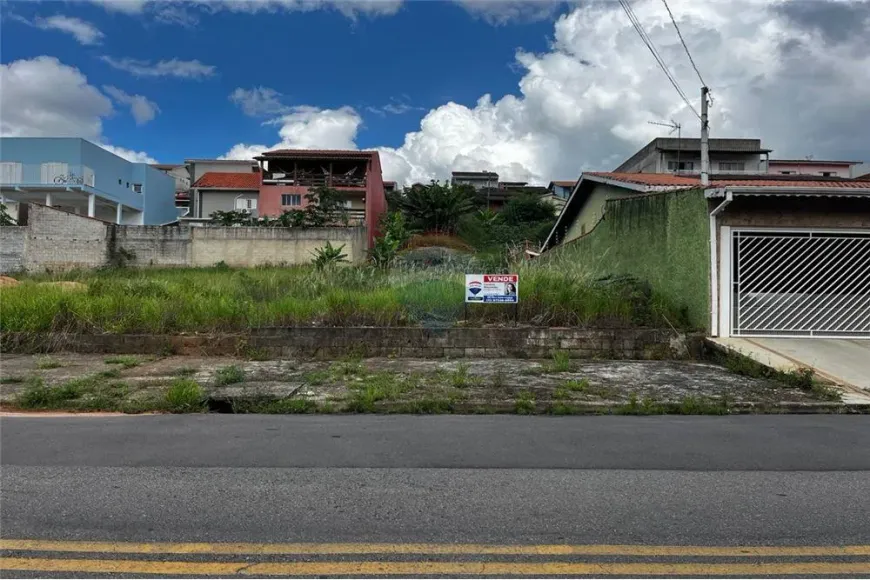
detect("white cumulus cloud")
[221,106,363,160]
[229,87,291,117]
[375,0,870,185]
[99,56,216,79]
[103,86,161,125]
[99,143,159,164]
[9,14,106,45]
[0,56,159,163]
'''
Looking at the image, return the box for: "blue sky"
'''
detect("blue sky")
[2,1,868,184]
[1,1,555,162]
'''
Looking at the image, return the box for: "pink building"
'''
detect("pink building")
[768,159,862,178]
[255,149,387,248]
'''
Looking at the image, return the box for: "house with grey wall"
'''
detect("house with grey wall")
[614,138,771,174]
[185,159,259,219]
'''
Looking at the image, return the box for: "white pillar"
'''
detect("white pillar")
[45,193,52,207]
[116,202,123,224]
[87,193,96,218]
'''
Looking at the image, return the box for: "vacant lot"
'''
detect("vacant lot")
[0,353,843,415]
[0,258,690,334]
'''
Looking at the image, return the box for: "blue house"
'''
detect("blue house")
[0,138,176,225]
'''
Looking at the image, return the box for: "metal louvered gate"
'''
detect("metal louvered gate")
[732,230,870,338]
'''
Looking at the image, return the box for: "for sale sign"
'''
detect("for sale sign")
[465,274,519,303]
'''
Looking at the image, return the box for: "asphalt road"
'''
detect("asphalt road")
[2,415,870,577]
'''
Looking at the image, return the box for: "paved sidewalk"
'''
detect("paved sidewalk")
[711,337,870,404]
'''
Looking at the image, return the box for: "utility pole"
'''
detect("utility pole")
[700,86,710,186]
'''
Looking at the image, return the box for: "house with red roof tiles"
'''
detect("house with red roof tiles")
[254,149,387,248]
[184,159,260,220]
[541,171,870,338]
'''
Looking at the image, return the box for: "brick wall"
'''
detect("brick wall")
[1,327,696,360]
[21,204,108,272]
[0,226,26,273]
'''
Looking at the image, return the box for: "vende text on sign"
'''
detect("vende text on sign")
[465,274,519,304]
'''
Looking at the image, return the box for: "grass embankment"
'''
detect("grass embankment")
[0,262,688,334]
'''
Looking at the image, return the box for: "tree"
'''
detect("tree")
[275,210,306,228]
[0,203,16,226]
[210,210,254,226]
[399,181,480,234]
[304,186,349,227]
[500,194,556,226]
[369,211,413,268]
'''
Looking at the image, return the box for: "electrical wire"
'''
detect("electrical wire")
[617,0,700,120]
[660,0,707,87]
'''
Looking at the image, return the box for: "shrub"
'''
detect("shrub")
[165,379,204,413]
[214,365,245,386]
[311,242,348,269]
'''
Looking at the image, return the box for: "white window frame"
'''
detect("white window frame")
[234,196,257,211]
[281,194,301,207]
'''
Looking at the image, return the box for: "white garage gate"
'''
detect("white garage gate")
[727,229,870,338]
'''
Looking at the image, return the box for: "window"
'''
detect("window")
[780,171,794,175]
[133,183,143,193]
[235,197,257,211]
[820,172,834,177]
[0,162,22,184]
[119,179,122,185]
[719,162,745,172]
[667,161,694,171]
[281,194,301,206]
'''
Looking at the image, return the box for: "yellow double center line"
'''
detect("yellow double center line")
[2,539,870,576]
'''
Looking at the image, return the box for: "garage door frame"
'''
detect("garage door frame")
[719,226,870,339]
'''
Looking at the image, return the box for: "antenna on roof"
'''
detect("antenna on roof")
[649,119,682,173]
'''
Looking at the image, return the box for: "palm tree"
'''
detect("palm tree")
[400,181,479,234]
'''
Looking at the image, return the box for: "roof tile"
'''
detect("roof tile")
[192,172,260,189]
[585,172,870,189]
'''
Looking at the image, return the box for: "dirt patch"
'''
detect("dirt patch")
[0,353,851,415]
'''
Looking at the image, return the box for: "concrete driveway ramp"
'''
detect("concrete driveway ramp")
[713,337,870,403]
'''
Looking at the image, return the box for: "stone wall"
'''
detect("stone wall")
[0,327,695,360]
[0,203,369,273]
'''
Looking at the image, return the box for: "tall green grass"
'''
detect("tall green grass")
[0,261,685,333]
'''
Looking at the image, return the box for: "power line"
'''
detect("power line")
[660,0,707,87]
[620,0,698,119]
[617,0,700,120]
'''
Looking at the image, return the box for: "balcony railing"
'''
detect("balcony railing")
[262,172,367,188]
[0,164,99,187]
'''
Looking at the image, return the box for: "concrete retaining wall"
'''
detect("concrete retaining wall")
[0,203,368,273]
[0,327,696,359]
